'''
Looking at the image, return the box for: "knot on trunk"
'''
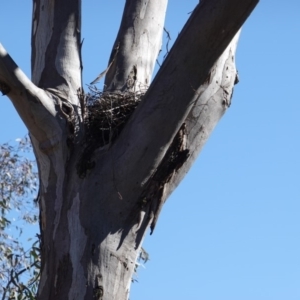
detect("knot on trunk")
[93,274,104,300]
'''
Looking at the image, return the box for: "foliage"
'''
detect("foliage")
[0,136,40,300]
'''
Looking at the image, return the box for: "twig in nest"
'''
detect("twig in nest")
[163,27,172,60]
[90,42,120,85]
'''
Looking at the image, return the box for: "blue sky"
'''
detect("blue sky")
[1,1,300,299]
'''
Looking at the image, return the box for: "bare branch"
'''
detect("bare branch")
[152,31,242,229]
[0,43,65,142]
[103,0,168,92]
[109,0,258,205]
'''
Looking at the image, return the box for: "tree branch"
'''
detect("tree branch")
[149,31,241,230]
[0,43,66,143]
[103,0,168,92]
[108,0,258,213]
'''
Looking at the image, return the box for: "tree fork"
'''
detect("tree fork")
[0,0,258,299]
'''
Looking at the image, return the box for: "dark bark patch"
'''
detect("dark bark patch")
[89,274,104,300]
[93,275,104,300]
[91,243,96,255]
[234,71,239,84]
[120,123,190,248]
[0,81,11,95]
[93,286,104,300]
[144,123,190,234]
[53,254,73,298]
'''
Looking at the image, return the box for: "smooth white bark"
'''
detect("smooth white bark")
[103,0,168,92]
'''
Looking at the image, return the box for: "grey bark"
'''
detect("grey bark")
[0,0,258,299]
[103,0,168,92]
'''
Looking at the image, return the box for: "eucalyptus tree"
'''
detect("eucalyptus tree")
[0,0,258,299]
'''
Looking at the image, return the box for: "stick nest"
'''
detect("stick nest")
[84,87,145,148]
[77,87,145,177]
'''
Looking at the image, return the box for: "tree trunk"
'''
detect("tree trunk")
[0,0,258,299]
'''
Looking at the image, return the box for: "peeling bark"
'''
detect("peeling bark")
[0,0,258,299]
